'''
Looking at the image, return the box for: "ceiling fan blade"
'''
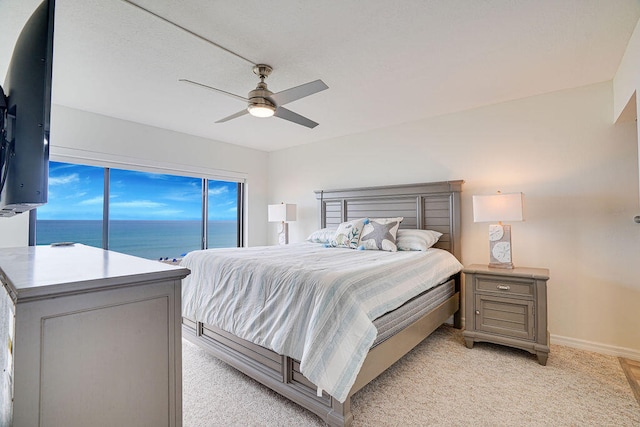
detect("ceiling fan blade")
[270,80,328,106]
[274,106,319,128]
[179,78,248,103]
[216,109,249,123]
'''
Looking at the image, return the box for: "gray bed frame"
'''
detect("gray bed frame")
[182,180,463,426]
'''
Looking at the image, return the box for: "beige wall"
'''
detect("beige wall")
[0,105,270,248]
[268,81,640,358]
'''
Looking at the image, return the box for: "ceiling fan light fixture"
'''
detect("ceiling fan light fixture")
[247,101,276,118]
[180,62,326,127]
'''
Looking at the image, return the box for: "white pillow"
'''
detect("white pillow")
[328,218,367,249]
[359,217,403,252]
[396,229,442,251]
[306,227,336,244]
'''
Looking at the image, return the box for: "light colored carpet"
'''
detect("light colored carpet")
[183,326,640,426]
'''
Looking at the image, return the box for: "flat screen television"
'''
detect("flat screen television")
[0,0,55,217]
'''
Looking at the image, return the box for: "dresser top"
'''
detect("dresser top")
[0,244,190,302]
[463,263,549,280]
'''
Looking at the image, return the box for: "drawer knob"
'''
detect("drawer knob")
[475,310,480,315]
[496,285,511,291]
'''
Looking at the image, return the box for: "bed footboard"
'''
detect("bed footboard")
[182,290,459,427]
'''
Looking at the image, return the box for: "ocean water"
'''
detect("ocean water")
[36,220,238,260]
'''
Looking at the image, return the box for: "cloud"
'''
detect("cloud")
[163,188,202,202]
[78,196,104,206]
[49,174,80,186]
[149,209,185,217]
[111,200,165,209]
[140,173,172,181]
[209,186,229,196]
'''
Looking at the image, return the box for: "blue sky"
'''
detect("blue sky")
[37,162,238,220]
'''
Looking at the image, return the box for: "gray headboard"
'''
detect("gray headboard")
[314,181,463,260]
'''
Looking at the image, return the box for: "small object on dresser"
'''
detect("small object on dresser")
[462,264,550,365]
[51,242,75,247]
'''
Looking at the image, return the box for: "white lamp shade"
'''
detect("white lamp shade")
[268,203,297,222]
[472,193,524,223]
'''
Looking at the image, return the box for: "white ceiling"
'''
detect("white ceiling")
[2,0,640,152]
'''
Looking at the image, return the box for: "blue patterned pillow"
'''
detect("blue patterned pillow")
[358,217,403,251]
[328,218,366,249]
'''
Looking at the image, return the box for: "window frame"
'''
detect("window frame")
[30,157,245,255]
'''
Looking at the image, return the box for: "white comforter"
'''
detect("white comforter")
[181,242,462,402]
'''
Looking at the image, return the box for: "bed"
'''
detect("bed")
[181,181,463,426]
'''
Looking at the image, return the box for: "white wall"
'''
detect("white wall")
[2,82,636,359]
[0,215,29,248]
[614,15,640,226]
[0,105,270,248]
[614,16,640,121]
[268,81,640,358]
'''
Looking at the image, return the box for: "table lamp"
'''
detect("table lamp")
[472,192,524,269]
[268,202,297,244]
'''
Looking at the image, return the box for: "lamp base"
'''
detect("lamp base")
[277,222,289,245]
[489,261,514,269]
[487,224,514,269]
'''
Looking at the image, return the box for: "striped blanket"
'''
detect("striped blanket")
[181,242,462,402]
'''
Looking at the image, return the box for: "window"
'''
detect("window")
[35,161,243,259]
[109,169,203,259]
[207,180,239,249]
[36,162,104,249]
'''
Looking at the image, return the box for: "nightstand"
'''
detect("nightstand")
[462,264,550,365]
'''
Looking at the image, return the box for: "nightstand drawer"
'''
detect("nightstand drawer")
[475,295,534,340]
[475,276,534,297]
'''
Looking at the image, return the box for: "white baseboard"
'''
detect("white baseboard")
[457,316,639,361]
[551,334,640,362]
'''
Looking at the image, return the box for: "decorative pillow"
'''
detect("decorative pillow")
[396,229,442,251]
[358,217,403,252]
[328,218,367,249]
[306,227,336,244]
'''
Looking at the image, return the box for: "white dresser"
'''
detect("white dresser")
[0,244,190,427]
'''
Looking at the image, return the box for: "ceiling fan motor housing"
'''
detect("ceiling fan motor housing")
[247,81,276,116]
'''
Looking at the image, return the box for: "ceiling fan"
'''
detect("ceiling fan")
[179,64,328,128]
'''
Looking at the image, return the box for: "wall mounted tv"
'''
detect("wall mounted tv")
[0,0,55,217]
